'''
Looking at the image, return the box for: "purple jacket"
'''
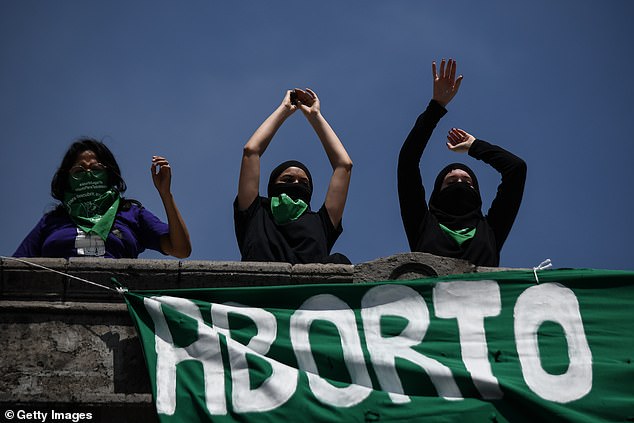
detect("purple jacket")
[14,202,169,259]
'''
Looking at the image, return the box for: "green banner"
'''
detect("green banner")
[123,269,634,422]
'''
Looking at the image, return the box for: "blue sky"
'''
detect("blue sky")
[1,1,633,270]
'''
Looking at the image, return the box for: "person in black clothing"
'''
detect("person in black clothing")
[398,59,526,266]
[234,88,353,264]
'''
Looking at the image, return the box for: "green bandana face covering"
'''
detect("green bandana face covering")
[63,170,120,241]
[270,193,308,224]
[439,223,476,246]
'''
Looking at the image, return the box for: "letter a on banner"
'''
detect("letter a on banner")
[144,296,227,415]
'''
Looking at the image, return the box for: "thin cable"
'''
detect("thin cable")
[1,256,126,294]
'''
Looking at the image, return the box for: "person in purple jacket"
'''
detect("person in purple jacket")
[14,138,191,259]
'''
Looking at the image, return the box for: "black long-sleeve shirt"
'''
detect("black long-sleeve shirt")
[398,100,527,266]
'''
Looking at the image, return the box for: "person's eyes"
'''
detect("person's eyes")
[70,163,105,173]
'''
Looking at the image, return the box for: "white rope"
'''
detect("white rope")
[1,256,126,294]
[533,258,553,284]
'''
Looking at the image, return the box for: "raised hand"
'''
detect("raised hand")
[432,58,463,107]
[280,90,299,116]
[295,88,321,117]
[446,128,475,153]
[151,155,172,197]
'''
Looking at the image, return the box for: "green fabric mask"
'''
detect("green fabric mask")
[270,193,308,224]
[439,223,476,246]
[63,170,120,241]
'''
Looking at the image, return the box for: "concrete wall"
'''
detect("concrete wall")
[0,254,510,422]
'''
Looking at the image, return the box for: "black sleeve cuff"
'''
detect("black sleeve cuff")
[468,139,491,159]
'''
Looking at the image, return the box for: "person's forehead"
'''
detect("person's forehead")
[279,167,308,177]
[444,169,471,179]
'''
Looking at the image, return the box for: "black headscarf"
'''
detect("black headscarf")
[429,162,483,230]
[267,160,313,206]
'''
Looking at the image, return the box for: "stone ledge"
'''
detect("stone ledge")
[1,257,357,302]
[1,252,507,298]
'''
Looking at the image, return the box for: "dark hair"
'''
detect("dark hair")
[51,138,127,201]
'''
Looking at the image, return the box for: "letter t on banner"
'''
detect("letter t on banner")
[433,281,503,399]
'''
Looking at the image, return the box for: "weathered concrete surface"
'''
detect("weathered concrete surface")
[0,254,512,421]
[354,252,474,281]
[0,300,156,422]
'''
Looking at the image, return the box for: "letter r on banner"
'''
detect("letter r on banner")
[362,284,462,403]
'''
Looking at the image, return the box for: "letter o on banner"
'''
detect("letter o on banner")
[290,294,373,408]
[514,283,592,403]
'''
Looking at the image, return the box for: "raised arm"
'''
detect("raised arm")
[296,88,352,227]
[398,59,462,249]
[447,128,527,250]
[151,156,192,258]
[237,91,297,210]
